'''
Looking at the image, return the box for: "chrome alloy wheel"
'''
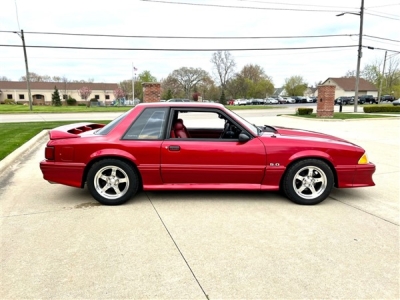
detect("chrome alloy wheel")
[292,166,327,200]
[93,165,130,200]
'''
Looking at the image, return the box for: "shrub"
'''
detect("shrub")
[363,105,400,113]
[296,108,313,115]
[4,99,16,105]
[66,96,77,106]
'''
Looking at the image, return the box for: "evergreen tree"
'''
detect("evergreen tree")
[166,89,173,100]
[219,90,227,105]
[52,86,62,106]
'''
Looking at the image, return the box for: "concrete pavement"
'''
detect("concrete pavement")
[0,113,399,299]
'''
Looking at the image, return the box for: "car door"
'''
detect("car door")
[160,110,266,185]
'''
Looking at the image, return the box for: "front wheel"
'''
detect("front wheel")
[87,159,139,205]
[282,159,334,205]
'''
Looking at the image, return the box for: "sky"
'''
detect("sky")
[0,0,399,87]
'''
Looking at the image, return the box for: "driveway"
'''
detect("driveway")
[0,114,399,299]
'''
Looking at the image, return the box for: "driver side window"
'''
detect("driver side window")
[171,110,240,140]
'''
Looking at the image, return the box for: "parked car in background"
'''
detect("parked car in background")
[236,99,248,106]
[40,102,375,206]
[265,98,279,104]
[283,97,295,104]
[334,96,354,105]
[292,96,304,103]
[381,95,395,102]
[358,95,376,104]
[304,97,314,103]
[277,96,286,104]
[250,98,265,105]
[167,99,184,102]
[392,99,400,106]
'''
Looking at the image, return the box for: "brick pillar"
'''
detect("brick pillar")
[142,83,161,103]
[317,85,335,118]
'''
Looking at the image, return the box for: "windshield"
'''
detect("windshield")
[229,110,259,135]
[95,110,130,135]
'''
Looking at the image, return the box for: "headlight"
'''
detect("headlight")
[358,153,369,164]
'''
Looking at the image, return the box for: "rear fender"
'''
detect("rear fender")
[81,149,139,188]
[89,149,137,164]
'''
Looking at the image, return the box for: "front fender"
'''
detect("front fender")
[287,150,334,166]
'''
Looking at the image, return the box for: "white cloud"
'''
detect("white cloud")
[0,0,399,87]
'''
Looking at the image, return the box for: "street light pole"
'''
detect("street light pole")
[354,0,364,112]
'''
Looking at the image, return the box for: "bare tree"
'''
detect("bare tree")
[210,51,236,92]
[0,76,11,81]
[169,67,209,98]
[20,72,41,82]
[61,76,69,99]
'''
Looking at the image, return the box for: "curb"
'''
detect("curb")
[0,130,48,176]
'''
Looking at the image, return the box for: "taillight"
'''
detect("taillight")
[45,146,55,160]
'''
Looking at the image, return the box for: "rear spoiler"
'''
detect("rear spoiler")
[49,123,105,140]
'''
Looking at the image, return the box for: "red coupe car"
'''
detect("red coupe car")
[40,102,375,205]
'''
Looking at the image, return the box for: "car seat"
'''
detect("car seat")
[172,118,190,138]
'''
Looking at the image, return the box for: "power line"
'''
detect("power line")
[368,46,400,53]
[367,3,400,8]
[2,30,397,45]
[0,44,358,51]
[0,30,358,40]
[236,0,358,10]
[365,8,400,18]
[364,12,400,20]
[0,47,355,61]
[364,35,400,43]
[139,0,359,13]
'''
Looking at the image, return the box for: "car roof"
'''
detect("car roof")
[135,102,224,109]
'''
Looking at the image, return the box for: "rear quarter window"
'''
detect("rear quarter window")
[122,107,168,140]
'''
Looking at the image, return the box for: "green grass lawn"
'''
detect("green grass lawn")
[0,103,283,113]
[0,104,132,114]
[285,113,400,119]
[0,120,109,161]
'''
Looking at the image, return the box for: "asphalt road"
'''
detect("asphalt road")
[0,111,399,299]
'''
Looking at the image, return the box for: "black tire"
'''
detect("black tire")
[282,159,334,205]
[87,159,139,205]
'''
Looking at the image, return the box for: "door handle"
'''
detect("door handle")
[168,145,180,151]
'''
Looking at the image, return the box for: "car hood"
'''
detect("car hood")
[262,126,355,145]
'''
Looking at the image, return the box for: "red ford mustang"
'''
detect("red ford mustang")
[40,102,375,205]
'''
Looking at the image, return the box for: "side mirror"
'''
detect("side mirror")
[238,132,251,143]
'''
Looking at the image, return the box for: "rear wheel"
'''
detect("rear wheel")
[282,159,334,205]
[87,159,139,205]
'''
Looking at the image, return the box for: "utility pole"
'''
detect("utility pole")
[377,51,387,104]
[132,64,137,102]
[20,30,33,111]
[336,0,364,112]
[354,0,364,112]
